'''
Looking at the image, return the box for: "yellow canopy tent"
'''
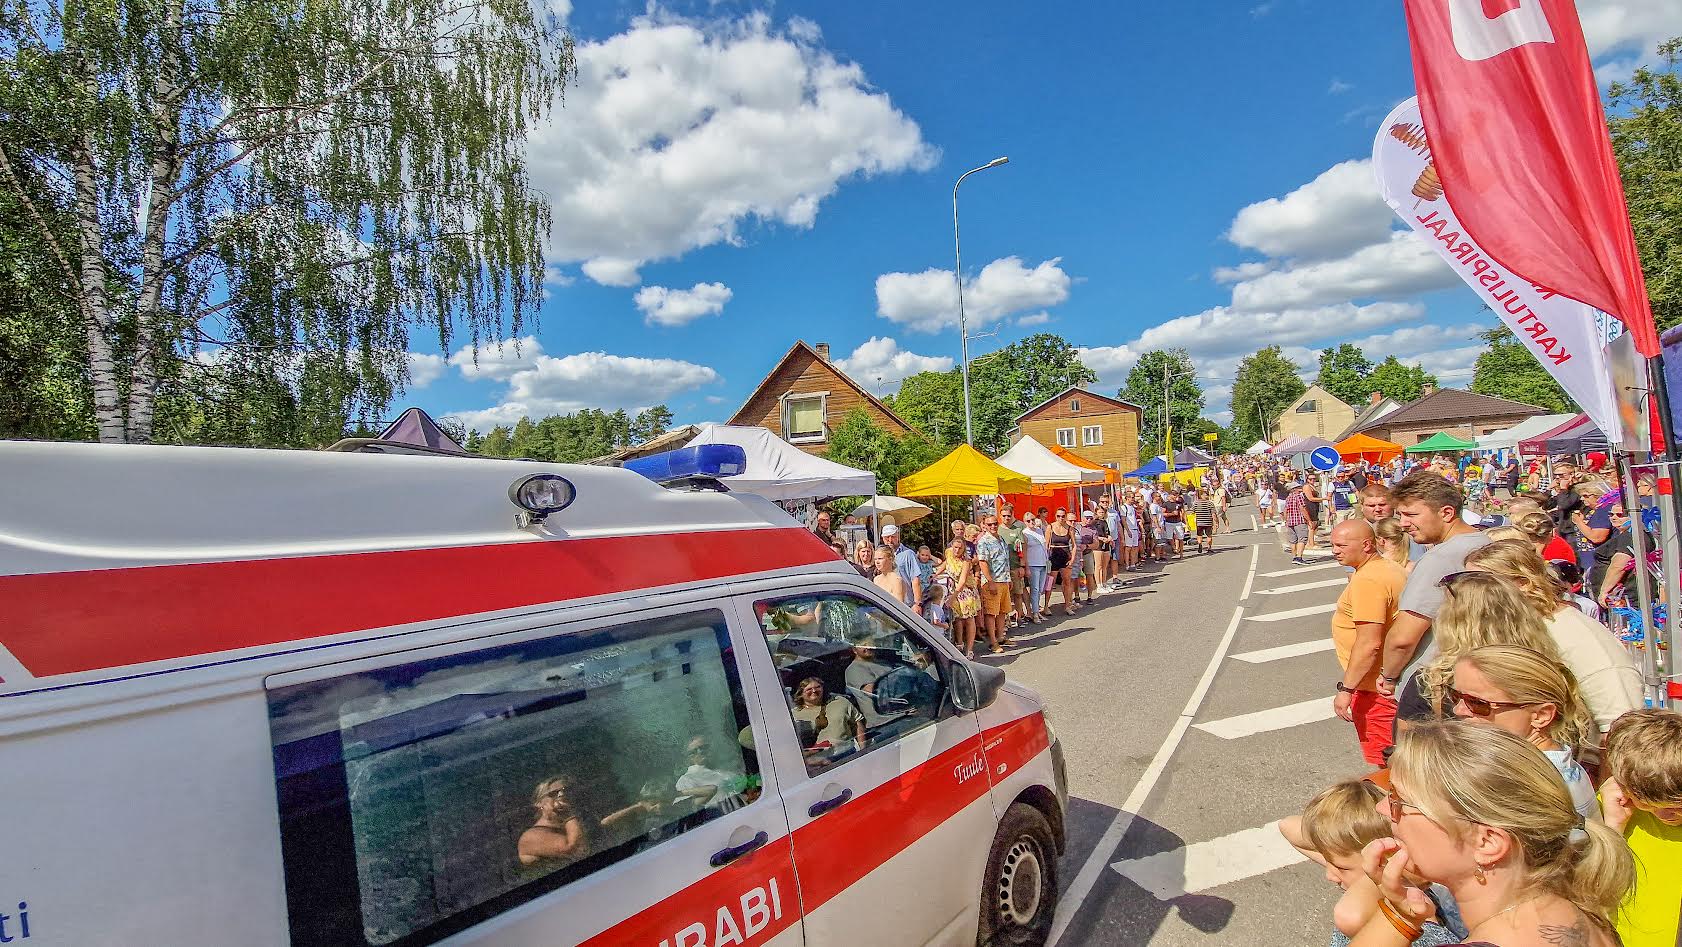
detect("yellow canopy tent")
[1335,432,1404,464]
[897,444,1031,497]
[1049,444,1121,484]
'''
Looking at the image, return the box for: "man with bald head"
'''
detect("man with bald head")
[1328,518,1408,765]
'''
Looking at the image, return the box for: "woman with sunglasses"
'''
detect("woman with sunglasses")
[1353,721,1632,947]
[1462,540,1641,734]
[1447,645,1600,822]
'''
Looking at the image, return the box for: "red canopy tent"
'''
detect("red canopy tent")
[1518,414,1587,455]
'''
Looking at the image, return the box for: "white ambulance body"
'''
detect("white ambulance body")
[0,441,1067,947]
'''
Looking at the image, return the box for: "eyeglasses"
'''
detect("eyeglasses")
[984,521,999,527]
[1446,686,1537,718]
[1383,788,1429,823]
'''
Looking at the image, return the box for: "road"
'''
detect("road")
[982,498,1366,945]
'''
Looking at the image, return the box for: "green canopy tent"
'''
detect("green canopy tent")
[1404,431,1478,453]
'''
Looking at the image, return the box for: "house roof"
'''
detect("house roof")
[727,341,913,434]
[1335,396,1402,441]
[1015,385,1142,423]
[1356,388,1546,432]
[1285,384,1353,414]
[583,424,702,465]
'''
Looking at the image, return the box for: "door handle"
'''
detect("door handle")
[807,787,853,818]
[710,831,769,868]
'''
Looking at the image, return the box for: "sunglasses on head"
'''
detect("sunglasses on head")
[1436,570,1480,590]
[1446,686,1537,718]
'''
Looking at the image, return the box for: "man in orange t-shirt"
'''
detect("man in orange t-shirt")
[1328,519,1408,766]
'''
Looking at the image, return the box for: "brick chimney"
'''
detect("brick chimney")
[814,342,830,361]
[1369,391,1382,405]
[1421,382,1436,395]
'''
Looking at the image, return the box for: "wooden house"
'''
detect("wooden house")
[728,341,913,454]
[1010,385,1143,474]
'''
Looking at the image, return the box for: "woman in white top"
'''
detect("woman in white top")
[1449,645,1600,822]
[1463,540,1642,734]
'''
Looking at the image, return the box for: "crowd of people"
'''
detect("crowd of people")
[1264,461,1679,947]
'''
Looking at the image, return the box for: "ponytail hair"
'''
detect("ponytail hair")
[1456,645,1596,753]
[1391,721,1634,932]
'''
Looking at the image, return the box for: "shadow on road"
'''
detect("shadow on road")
[1056,796,1236,944]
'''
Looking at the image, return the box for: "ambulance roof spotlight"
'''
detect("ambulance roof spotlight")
[509,473,576,526]
[623,444,746,490]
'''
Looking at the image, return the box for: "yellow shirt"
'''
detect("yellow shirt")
[1616,809,1682,947]
[1331,557,1407,691]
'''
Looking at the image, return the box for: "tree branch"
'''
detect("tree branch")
[0,143,92,327]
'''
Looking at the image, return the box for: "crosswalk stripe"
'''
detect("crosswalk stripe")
[1230,639,1336,664]
[1257,577,1346,595]
[1110,820,1307,900]
[1193,696,1337,739]
[1244,602,1336,622]
[1258,561,1344,578]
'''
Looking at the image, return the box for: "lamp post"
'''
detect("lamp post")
[1162,364,1196,467]
[954,156,1010,445]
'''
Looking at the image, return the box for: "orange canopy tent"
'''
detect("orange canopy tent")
[1335,432,1404,464]
[1049,444,1121,484]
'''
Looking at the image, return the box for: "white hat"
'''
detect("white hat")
[881,524,900,536]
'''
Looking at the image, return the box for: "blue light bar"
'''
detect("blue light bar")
[623,444,747,485]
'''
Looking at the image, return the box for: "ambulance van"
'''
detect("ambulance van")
[0,440,1067,946]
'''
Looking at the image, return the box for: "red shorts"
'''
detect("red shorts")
[1351,690,1397,766]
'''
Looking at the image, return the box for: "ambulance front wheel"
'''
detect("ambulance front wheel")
[978,802,1058,946]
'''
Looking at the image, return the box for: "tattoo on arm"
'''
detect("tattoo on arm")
[1538,919,1590,947]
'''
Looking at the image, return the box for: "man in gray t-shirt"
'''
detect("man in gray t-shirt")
[1378,472,1488,704]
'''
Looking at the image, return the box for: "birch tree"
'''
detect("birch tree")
[0,0,572,442]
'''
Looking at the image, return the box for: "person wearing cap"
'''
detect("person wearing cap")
[880,525,922,613]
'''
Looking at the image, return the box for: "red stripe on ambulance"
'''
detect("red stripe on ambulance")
[0,527,836,678]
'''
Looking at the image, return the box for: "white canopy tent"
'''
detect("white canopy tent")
[1476,413,1576,453]
[994,437,1105,484]
[686,424,876,500]
[1245,440,1272,455]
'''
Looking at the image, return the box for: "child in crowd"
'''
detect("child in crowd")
[1601,708,1682,947]
[922,584,948,635]
[1279,778,1467,946]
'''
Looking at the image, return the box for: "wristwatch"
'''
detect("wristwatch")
[1335,682,1358,694]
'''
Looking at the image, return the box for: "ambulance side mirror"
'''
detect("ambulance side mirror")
[949,660,1005,714]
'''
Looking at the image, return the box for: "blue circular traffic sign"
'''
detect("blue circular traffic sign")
[1310,447,1341,471]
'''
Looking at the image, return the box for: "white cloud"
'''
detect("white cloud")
[1229,232,1460,310]
[633,281,733,326]
[1016,312,1052,327]
[875,256,1073,332]
[406,353,447,389]
[1579,0,1682,58]
[1131,301,1424,357]
[1213,260,1273,284]
[1226,159,1395,260]
[446,351,720,433]
[1328,78,1353,94]
[531,12,936,283]
[832,336,954,392]
[1074,344,1141,385]
[448,335,546,381]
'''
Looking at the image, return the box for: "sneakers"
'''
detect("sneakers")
[1290,556,1307,565]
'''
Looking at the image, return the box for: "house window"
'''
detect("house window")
[1082,425,1102,446]
[1069,398,1081,412]
[784,393,827,443]
[1296,400,1317,414]
[1056,427,1076,448]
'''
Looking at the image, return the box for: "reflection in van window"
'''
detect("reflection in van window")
[267,610,758,947]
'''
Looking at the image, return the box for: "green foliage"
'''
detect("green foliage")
[0,0,573,442]
[470,406,672,462]
[887,333,1097,455]
[1315,343,1375,407]
[1120,349,1204,454]
[1229,346,1306,446]
[1470,326,1575,412]
[824,408,944,497]
[1366,356,1437,403]
[1608,38,1682,331]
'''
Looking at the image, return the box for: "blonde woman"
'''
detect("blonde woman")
[790,677,865,755]
[941,539,983,658]
[1503,509,1577,564]
[1462,539,1641,733]
[1449,645,1600,821]
[1352,721,1633,947]
[1396,571,1561,732]
[1373,517,1412,572]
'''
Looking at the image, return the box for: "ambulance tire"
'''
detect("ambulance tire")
[978,802,1058,946]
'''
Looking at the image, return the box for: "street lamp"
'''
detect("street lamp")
[954,156,1009,445]
[1162,364,1196,462]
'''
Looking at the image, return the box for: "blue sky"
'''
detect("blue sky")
[406,0,1679,433]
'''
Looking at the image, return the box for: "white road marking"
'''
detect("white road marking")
[1259,561,1344,578]
[1230,638,1336,664]
[1110,821,1307,900]
[1240,543,1258,600]
[1303,547,1335,559]
[1194,696,1338,739]
[1257,577,1347,595]
[1245,602,1337,622]
[1250,513,1258,532]
[1047,604,1248,946]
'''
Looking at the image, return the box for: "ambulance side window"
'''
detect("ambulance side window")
[266,609,760,947]
[754,591,948,775]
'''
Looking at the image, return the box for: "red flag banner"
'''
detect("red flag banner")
[1402,0,1659,356]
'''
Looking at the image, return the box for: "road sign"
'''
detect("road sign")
[1310,447,1341,471]
[1203,433,1219,443]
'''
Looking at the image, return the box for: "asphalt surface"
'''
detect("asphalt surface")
[980,497,1368,946]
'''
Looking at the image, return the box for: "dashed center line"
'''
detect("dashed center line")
[1193,696,1337,739]
[1230,638,1336,664]
[1244,602,1337,622]
[1110,820,1307,900]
